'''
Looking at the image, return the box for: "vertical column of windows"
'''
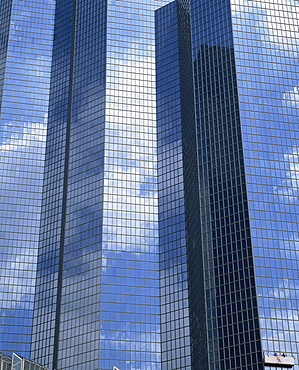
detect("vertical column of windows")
[97,1,170,369]
[156,2,204,369]
[175,3,208,368]
[31,0,74,367]
[56,1,107,369]
[0,0,54,357]
[0,0,12,115]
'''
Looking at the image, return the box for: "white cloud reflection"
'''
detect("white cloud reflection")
[283,86,299,107]
[103,40,159,255]
[0,119,47,311]
[231,0,299,54]
[273,147,299,201]
[0,120,47,151]
[260,307,299,356]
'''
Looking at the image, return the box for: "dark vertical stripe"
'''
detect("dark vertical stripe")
[52,1,77,368]
[176,3,208,368]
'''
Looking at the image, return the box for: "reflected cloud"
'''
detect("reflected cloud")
[260,307,299,356]
[283,86,299,107]
[231,0,299,54]
[0,259,36,310]
[99,329,161,369]
[268,279,299,300]
[103,47,159,256]
[0,118,47,311]
[0,121,46,150]
[273,147,299,202]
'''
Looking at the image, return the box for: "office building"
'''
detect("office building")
[156,0,299,369]
[0,0,55,356]
[31,1,172,370]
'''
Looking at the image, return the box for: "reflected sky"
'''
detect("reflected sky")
[0,0,54,356]
[99,2,171,368]
[231,0,299,363]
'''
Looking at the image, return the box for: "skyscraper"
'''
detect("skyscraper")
[0,0,54,356]
[156,0,299,369]
[31,1,171,369]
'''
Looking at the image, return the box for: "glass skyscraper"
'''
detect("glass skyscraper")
[156,0,299,369]
[0,0,55,357]
[31,1,171,370]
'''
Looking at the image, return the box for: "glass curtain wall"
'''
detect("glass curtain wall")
[98,1,170,369]
[231,0,299,365]
[190,0,263,368]
[32,1,171,369]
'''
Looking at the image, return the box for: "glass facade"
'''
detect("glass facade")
[157,0,299,368]
[31,1,171,370]
[0,0,297,368]
[0,0,55,357]
[156,3,192,369]
[0,0,13,115]
[157,0,299,369]
[190,0,263,368]
[231,0,299,367]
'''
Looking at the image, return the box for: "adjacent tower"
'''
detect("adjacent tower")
[191,0,263,367]
[230,0,299,365]
[156,0,299,369]
[0,0,54,356]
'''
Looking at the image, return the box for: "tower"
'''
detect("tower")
[156,0,299,369]
[31,1,171,369]
[193,0,299,367]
